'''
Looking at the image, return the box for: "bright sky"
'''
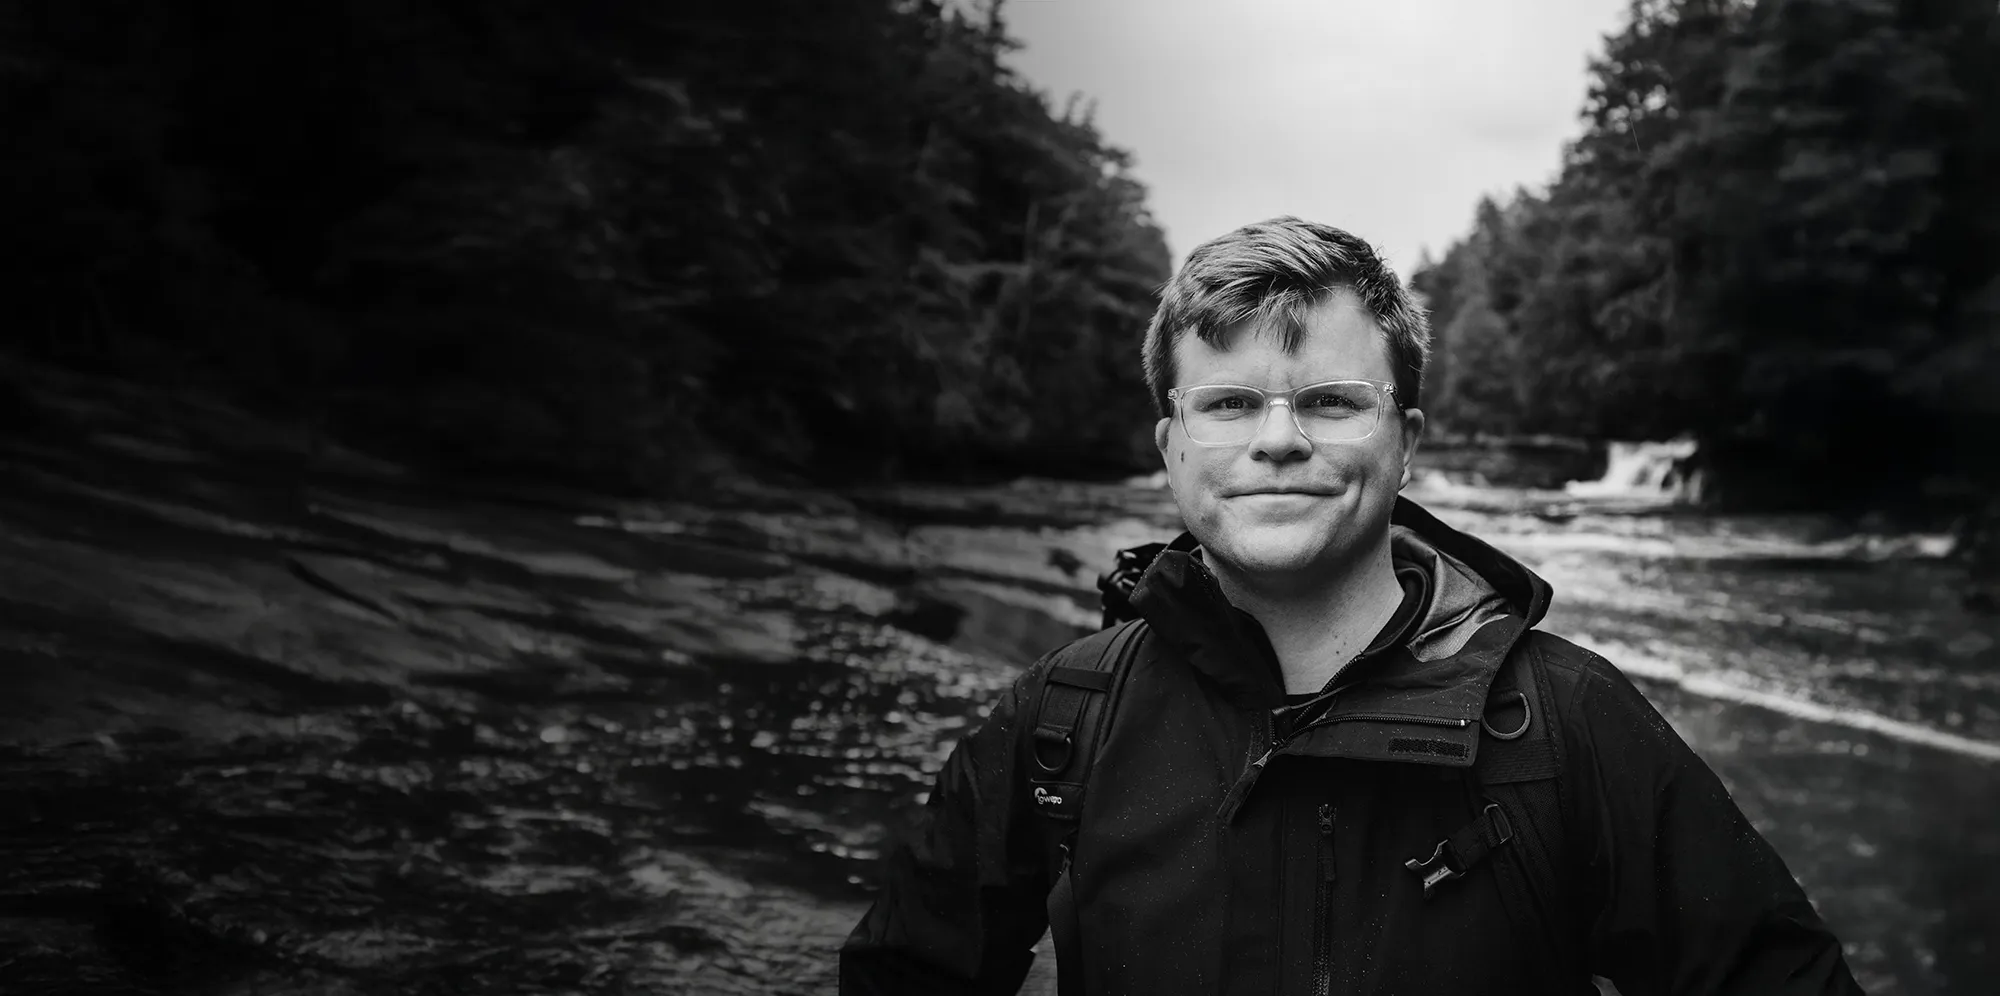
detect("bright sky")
[1003,0,1635,277]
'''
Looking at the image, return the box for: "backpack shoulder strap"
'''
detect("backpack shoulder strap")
[1476,631,1582,976]
[1401,631,1605,988]
[1023,617,1146,873]
[1401,631,1575,950]
[1023,617,1146,996]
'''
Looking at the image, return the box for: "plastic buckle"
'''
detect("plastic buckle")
[1403,839,1461,897]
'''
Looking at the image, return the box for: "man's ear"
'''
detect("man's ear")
[1398,408,1426,489]
[1154,417,1173,462]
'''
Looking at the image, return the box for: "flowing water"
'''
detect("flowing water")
[1,380,1996,995]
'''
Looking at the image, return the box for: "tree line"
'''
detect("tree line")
[1,0,1170,492]
[6,0,1994,515]
[1413,0,1999,513]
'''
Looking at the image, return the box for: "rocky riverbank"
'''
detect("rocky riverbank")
[1,359,1002,994]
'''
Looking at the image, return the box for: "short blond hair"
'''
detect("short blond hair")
[1143,217,1431,416]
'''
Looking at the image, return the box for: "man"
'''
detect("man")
[841,217,1861,994]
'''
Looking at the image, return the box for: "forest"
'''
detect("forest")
[3,0,1172,491]
[3,0,1995,515]
[1413,0,1999,513]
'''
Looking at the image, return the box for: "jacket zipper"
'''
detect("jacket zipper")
[1313,803,1335,996]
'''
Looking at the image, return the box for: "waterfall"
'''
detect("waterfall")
[1563,438,1704,503]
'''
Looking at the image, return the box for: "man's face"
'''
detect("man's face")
[1154,289,1425,587]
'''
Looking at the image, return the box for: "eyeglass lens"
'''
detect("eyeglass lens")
[1178,381,1386,444]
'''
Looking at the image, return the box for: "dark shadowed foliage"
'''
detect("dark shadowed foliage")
[0,0,1171,492]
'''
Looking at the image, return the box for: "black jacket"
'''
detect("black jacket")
[841,499,1861,995]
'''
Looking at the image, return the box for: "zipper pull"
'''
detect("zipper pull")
[1318,804,1337,883]
[1218,717,1279,825]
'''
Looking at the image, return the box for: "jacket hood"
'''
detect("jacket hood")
[1127,496,1553,767]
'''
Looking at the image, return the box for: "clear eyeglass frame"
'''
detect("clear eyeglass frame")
[1166,378,1402,447]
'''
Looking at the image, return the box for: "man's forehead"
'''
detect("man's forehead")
[1173,298,1391,377]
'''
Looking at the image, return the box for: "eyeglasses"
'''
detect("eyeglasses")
[1166,379,1401,446]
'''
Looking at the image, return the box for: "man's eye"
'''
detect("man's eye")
[1299,387,1376,415]
[1198,394,1260,413]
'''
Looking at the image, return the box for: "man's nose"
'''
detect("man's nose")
[1248,399,1312,462]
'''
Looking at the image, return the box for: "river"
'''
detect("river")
[1,382,1996,995]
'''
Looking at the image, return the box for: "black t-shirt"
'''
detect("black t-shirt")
[1279,564,1430,708]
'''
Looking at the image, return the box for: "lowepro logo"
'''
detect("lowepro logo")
[1033,786,1064,806]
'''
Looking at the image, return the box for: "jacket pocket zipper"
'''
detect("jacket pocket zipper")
[1308,710,1471,729]
[1281,710,1471,750]
[1314,803,1335,996]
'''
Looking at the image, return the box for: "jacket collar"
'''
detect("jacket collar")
[1127,497,1551,767]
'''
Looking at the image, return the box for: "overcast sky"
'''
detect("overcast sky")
[1003,0,1635,278]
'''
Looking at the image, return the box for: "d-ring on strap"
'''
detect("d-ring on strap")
[1481,688,1531,740]
[1032,665,1114,771]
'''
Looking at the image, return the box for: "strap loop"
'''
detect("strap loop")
[1049,665,1115,692]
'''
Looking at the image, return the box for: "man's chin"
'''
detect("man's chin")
[1208,525,1340,577]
